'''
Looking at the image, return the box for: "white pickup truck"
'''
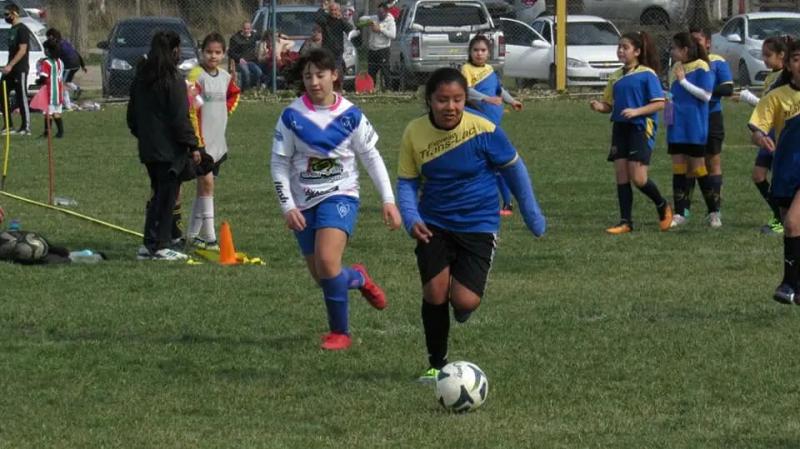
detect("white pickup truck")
[387,0,505,90]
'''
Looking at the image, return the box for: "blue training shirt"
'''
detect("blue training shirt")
[462,63,505,125]
[603,65,664,149]
[708,54,733,114]
[398,110,518,233]
[668,59,714,145]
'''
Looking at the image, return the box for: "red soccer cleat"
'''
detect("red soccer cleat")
[352,263,387,310]
[321,332,352,350]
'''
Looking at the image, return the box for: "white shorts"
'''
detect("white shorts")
[45,105,63,115]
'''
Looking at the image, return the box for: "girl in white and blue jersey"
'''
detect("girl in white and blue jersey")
[270,48,401,351]
[590,31,672,234]
[666,32,714,228]
[748,40,800,304]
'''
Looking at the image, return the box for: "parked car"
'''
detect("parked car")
[0,18,44,91]
[15,0,45,21]
[388,0,505,90]
[580,0,685,26]
[251,4,358,88]
[0,0,45,39]
[501,15,621,88]
[97,17,199,97]
[711,12,800,86]
[505,0,545,23]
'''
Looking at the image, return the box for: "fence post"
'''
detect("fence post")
[555,0,566,92]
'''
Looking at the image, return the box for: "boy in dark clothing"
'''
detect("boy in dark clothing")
[315,1,354,74]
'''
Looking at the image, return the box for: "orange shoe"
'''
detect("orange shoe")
[606,222,632,235]
[659,204,674,232]
[499,204,513,217]
[321,332,352,350]
[352,263,387,310]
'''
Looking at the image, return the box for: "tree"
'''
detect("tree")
[69,0,89,56]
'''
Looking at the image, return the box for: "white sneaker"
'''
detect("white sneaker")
[707,212,722,228]
[670,214,688,228]
[151,248,189,261]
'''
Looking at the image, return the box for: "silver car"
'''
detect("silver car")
[581,0,686,26]
[711,12,800,86]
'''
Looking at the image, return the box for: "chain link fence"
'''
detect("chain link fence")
[43,0,800,97]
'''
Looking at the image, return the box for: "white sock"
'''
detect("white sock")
[187,197,203,239]
[63,89,72,109]
[198,196,216,242]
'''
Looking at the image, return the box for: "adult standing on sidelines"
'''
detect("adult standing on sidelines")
[366,2,395,90]
[590,31,672,234]
[690,27,733,228]
[748,39,800,303]
[228,22,262,91]
[128,31,200,261]
[397,68,546,382]
[270,48,401,351]
[315,1,354,76]
[0,4,32,135]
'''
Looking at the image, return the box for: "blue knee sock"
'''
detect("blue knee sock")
[342,267,365,289]
[320,271,350,334]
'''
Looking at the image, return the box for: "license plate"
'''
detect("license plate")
[599,71,611,81]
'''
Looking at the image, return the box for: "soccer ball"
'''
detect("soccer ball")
[435,361,489,413]
[0,231,48,263]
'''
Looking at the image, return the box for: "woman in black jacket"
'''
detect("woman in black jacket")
[127,30,200,260]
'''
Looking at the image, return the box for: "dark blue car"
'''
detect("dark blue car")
[97,17,198,97]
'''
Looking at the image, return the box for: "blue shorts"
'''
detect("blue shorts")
[755,148,773,169]
[294,195,360,256]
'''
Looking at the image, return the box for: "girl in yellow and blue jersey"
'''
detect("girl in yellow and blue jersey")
[461,34,523,216]
[397,68,545,382]
[748,39,800,304]
[737,36,790,234]
[666,32,714,228]
[590,31,672,234]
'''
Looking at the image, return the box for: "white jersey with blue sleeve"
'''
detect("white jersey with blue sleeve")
[271,94,394,213]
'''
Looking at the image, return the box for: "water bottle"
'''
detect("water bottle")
[8,218,20,231]
[68,249,104,264]
[54,196,78,207]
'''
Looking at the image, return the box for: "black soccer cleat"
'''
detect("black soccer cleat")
[772,283,796,305]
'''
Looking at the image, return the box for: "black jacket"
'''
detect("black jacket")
[315,10,354,58]
[228,31,259,63]
[127,72,198,173]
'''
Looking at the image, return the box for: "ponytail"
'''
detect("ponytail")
[621,31,660,73]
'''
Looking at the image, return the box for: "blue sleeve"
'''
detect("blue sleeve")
[484,127,518,168]
[397,178,423,235]
[698,68,715,92]
[499,159,546,237]
[715,61,733,85]
[645,72,665,102]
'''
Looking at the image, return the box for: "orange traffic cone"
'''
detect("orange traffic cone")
[218,221,239,265]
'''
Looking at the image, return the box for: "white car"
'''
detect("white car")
[500,15,622,88]
[0,19,45,91]
[711,12,800,86]
[580,0,685,26]
[505,0,546,23]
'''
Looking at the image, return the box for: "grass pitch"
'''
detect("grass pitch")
[1,96,798,449]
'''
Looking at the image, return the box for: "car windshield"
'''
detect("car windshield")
[564,21,619,45]
[275,11,317,36]
[748,18,800,40]
[414,4,488,27]
[113,22,194,48]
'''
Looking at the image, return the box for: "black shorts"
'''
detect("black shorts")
[415,224,496,297]
[668,143,706,158]
[210,153,227,177]
[607,122,652,165]
[754,148,773,169]
[705,111,724,155]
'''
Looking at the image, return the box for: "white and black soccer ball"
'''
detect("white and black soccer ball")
[0,231,48,263]
[435,361,489,413]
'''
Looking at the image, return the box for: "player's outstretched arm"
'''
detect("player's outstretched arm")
[499,158,546,237]
[397,177,423,234]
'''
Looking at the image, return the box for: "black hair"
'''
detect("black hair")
[764,35,790,57]
[777,38,800,87]
[201,32,226,52]
[43,39,61,59]
[688,26,711,40]
[424,67,468,109]
[136,30,181,88]
[467,34,492,66]
[46,28,62,41]
[288,47,341,95]
[620,31,660,73]
[4,4,19,15]
[672,31,708,63]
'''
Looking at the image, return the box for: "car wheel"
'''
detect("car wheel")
[738,60,750,87]
[548,65,556,90]
[641,8,669,27]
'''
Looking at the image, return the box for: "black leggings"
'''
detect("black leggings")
[0,71,29,131]
[144,162,181,252]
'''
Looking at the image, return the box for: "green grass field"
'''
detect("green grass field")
[1,96,799,449]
